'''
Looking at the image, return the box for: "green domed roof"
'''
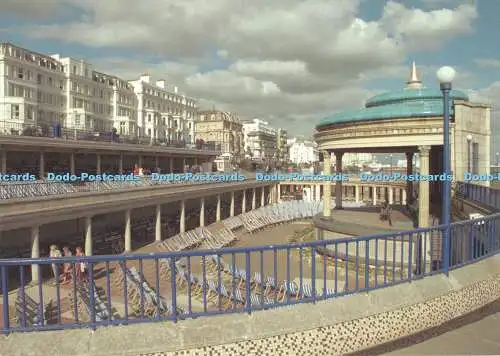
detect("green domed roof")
[365,88,469,107]
[316,63,471,129]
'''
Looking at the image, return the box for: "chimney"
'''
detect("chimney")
[156,79,166,88]
[174,86,178,94]
[140,74,150,83]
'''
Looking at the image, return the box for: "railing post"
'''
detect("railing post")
[88,262,96,330]
[311,247,316,302]
[1,266,9,334]
[245,252,251,314]
[170,257,178,322]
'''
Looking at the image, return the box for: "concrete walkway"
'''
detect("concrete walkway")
[353,299,500,355]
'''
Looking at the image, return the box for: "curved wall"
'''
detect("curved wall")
[2,254,499,356]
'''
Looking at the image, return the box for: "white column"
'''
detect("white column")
[406,152,414,205]
[277,184,281,202]
[180,200,186,233]
[138,155,143,168]
[31,226,40,283]
[261,187,265,207]
[39,151,45,178]
[242,190,247,213]
[418,146,430,228]
[155,204,162,242]
[0,149,6,174]
[216,195,221,221]
[200,197,205,227]
[252,188,256,210]
[85,216,93,256]
[70,152,75,175]
[169,157,174,173]
[355,185,360,203]
[322,151,332,217]
[96,154,101,174]
[402,189,407,205]
[315,184,321,201]
[389,187,394,205]
[119,153,124,174]
[372,187,377,205]
[334,152,343,209]
[230,191,235,217]
[124,210,131,252]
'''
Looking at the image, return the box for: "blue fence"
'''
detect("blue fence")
[457,181,500,211]
[0,183,499,334]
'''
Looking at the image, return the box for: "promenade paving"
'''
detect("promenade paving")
[352,299,500,356]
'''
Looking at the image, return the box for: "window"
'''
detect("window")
[17,68,24,79]
[72,66,77,75]
[11,104,19,120]
[148,114,152,122]
[48,77,52,86]
[162,117,166,125]
[75,114,81,126]
[37,74,43,85]
[472,142,479,175]
[148,128,152,136]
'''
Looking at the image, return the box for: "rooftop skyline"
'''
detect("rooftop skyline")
[0,0,498,141]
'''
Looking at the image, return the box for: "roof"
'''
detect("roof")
[365,88,469,107]
[316,62,472,129]
[316,98,455,127]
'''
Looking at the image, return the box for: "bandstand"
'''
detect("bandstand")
[315,63,492,230]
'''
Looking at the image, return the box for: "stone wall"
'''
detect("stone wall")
[2,254,500,356]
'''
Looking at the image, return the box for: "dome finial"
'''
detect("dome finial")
[406,61,423,89]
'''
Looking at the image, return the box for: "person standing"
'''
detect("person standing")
[75,247,86,281]
[61,246,73,284]
[49,245,62,284]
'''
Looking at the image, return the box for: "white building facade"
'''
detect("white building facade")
[343,153,374,166]
[129,75,196,144]
[289,139,319,164]
[243,119,277,159]
[0,43,196,142]
[0,43,67,135]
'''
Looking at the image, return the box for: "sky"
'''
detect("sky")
[1,0,499,142]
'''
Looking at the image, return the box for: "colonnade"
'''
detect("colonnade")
[318,147,429,227]
[27,185,279,282]
[0,150,208,175]
[280,183,407,206]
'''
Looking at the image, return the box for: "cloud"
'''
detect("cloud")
[382,2,477,50]
[0,0,62,19]
[474,58,500,69]
[7,0,480,135]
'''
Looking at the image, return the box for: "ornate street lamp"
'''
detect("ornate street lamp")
[436,65,456,274]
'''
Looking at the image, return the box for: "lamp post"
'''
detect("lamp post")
[437,66,456,275]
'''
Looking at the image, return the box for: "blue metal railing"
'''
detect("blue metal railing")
[457,181,500,211]
[0,182,499,334]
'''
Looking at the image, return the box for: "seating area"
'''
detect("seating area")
[233,200,325,233]
[114,264,172,318]
[0,174,223,199]
[14,289,45,327]
[156,227,238,252]
[68,280,111,323]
